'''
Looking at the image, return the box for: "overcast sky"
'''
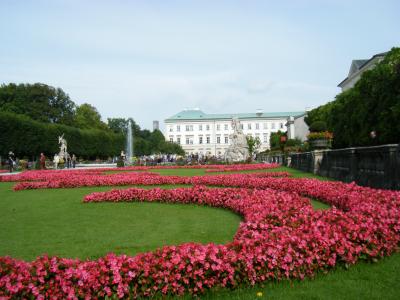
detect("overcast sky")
[1,0,399,130]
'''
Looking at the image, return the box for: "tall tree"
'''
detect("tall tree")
[74,103,108,130]
[246,135,261,158]
[0,83,76,125]
[107,117,141,136]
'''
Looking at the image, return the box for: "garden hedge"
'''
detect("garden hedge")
[0,112,124,159]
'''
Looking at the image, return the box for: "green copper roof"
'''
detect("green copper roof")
[165,110,305,122]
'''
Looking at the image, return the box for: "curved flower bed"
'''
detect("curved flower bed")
[12,172,291,190]
[0,163,279,183]
[1,177,399,299]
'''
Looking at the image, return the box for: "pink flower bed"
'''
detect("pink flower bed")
[11,171,291,190]
[0,163,279,183]
[0,169,105,182]
[1,177,399,299]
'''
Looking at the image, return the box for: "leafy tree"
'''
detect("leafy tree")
[149,129,165,150]
[0,83,76,125]
[160,141,185,155]
[269,131,286,150]
[107,118,141,136]
[107,118,128,134]
[74,103,108,130]
[304,101,334,128]
[305,47,400,148]
[246,135,261,158]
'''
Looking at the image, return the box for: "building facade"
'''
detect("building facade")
[164,109,308,156]
[338,52,387,91]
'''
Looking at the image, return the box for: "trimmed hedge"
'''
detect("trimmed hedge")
[0,112,124,159]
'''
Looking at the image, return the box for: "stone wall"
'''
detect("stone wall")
[289,144,400,190]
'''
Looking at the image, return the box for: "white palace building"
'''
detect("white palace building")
[164,109,309,156]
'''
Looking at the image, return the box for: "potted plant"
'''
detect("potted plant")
[307,121,333,149]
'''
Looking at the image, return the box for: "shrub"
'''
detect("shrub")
[309,121,327,132]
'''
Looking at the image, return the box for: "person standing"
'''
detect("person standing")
[66,153,71,168]
[8,151,15,173]
[39,153,46,169]
[72,154,77,168]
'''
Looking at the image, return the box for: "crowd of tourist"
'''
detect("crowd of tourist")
[1,151,247,173]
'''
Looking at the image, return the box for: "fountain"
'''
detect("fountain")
[126,119,134,164]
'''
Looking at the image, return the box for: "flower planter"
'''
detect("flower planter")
[310,138,330,149]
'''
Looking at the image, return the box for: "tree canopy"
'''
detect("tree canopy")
[0,83,186,158]
[305,47,400,148]
[74,103,108,130]
[0,83,76,125]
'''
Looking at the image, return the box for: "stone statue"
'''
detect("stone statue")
[224,118,249,162]
[58,134,68,160]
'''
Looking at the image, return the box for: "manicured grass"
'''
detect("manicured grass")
[310,199,330,210]
[178,252,400,300]
[149,166,332,180]
[150,168,207,176]
[0,183,240,261]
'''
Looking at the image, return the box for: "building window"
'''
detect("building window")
[186,137,189,144]
[263,134,268,143]
[217,136,220,144]
[255,123,259,130]
[280,123,284,129]
[271,123,275,130]
[224,136,228,144]
[263,123,268,129]
[177,137,181,144]
[177,125,180,132]
[247,123,252,130]
[206,136,210,144]
[240,124,243,130]
[206,124,210,131]
[199,136,203,144]
[199,124,202,131]
[217,124,220,131]
[169,126,173,132]
[169,137,173,143]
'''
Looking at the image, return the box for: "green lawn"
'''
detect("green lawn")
[0,183,240,261]
[181,253,400,300]
[0,167,398,299]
